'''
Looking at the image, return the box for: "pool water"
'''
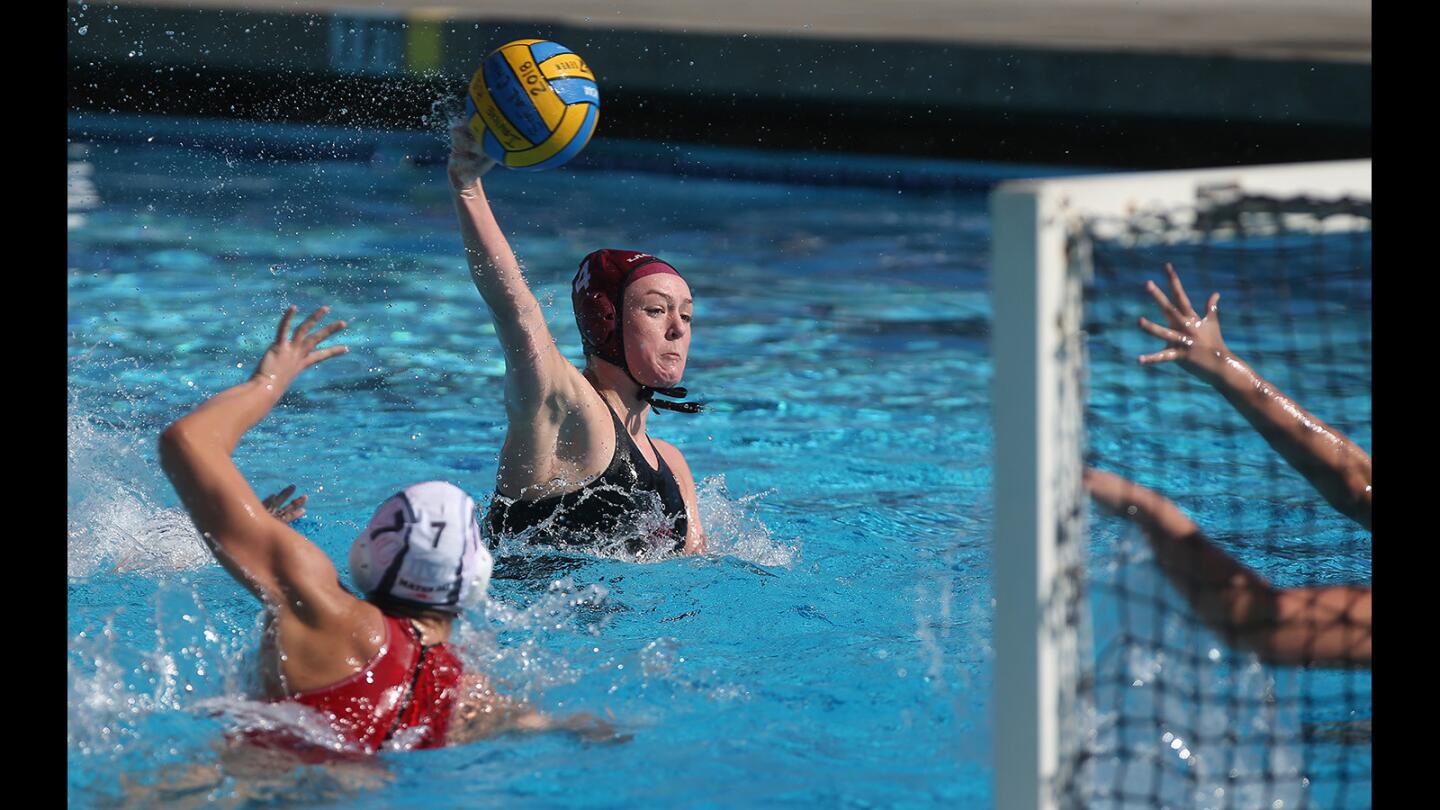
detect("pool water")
[67,118,1370,808]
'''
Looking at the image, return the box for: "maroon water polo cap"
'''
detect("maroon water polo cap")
[571,248,702,414]
[572,249,683,368]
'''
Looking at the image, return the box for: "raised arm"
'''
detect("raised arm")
[158,306,350,617]
[1085,468,1371,668]
[1138,264,1372,530]
[448,125,578,413]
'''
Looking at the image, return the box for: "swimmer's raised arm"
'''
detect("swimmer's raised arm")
[1138,263,1372,530]
[1085,468,1371,668]
[448,124,579,413]
[159,306,351,617]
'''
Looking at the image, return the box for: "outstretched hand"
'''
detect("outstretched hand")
[448,123,498,192]
[1137,263,1229,383]
[261,484,308,523]
[252,305,348,393]
[1083,467,1199,539]
[1083,467,1144,517]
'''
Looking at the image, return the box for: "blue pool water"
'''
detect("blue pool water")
[67,117,1370,808]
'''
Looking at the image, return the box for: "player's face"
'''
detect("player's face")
[623,274,692,388]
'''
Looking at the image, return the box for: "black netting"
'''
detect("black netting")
[1070,196,1371,809]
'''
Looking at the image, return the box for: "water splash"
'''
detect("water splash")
[192,696,367,755]
[487,480,685,564]
[696,474,797,567]
[67,408,208,578]
[486,473,797,568]
[429,98,466,137]
[457,577,746,717]
[68,582,250,764]
[458,578,614,697]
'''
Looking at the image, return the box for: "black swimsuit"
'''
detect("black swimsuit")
[485,404,689,555]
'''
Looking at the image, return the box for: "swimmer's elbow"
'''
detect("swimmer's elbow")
[158,420,216,482]
[1230,633,1293,666]
[1207,578,1280,655]
[1343,469,1372,529]
[158,421,194,470]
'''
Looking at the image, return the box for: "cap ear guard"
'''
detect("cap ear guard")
[350,493,407,598]
[576,288,617,352]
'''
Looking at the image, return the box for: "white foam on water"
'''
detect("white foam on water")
[68,583,252,762]
[458,578,614,695]
[68,408,210,578]
[456,577,748,717]
[487,479,687,564]
[191,695,365,755]
[696,474,798,568]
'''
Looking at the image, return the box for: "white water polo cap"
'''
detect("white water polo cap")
[349,481,493,613]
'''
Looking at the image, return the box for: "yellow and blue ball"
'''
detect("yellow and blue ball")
[465,39,600,172]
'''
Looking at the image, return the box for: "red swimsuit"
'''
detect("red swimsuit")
[258,614,464,755]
